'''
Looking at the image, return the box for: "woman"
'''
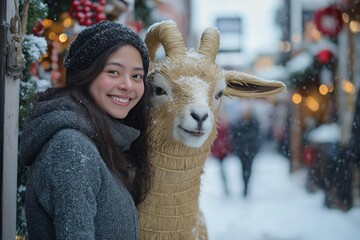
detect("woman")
[20,21,152,239]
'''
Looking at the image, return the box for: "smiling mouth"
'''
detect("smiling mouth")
[179,126,204,137]
[109,95,130,104]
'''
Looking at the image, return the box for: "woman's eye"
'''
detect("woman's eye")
[108,70,119,75]
[215,91,223,100]
[155,87,167,96]
[133,74,144,80]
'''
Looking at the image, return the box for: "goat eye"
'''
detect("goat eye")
[215,91,223,100]
[155,87,167,96]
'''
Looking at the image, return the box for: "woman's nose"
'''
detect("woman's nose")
[118,75,134,91]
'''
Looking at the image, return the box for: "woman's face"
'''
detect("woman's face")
[90,45,145,119]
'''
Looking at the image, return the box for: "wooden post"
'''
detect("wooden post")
[1,0,20,239]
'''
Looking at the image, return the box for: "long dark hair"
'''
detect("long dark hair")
[39,43,152,205]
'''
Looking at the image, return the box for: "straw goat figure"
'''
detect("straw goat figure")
[137,20,286,240]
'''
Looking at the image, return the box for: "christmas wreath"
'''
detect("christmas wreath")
[314,5,343,38]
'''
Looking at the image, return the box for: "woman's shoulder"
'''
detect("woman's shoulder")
[28,128,103,197]
[49,128,98,156]
[39,128,101,169]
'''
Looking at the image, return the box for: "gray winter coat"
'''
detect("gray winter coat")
[20,93,141,240]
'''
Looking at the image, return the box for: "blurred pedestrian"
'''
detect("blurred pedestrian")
[346,90,360,207]
[230,108,261,197]
[211,114,232,195]
[349,90,360,169]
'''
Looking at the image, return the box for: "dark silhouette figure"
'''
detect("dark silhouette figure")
[349,92,360,168]
[230,109,261,197]
[211,115,232,195]
[342,90,360,210]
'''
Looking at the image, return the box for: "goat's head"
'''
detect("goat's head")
[145,20,286,151]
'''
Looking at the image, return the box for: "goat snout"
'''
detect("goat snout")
[191,112,208,123]
[190,111,210,131]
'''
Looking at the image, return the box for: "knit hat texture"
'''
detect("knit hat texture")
[64,21,149,76]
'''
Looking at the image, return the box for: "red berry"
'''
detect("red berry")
[95,5,103,13]
[85,18,93,26]
[84,6,91,13]
[95,13,106,22]
[76,12,85,19]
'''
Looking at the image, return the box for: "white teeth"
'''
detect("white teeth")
[110,96,129,103]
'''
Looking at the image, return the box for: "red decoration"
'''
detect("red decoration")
[211,117,232,160]
[126,20,144,34]
[32,20,45,36]
[314,5,343,37]
[302,146,316,166]
[50,41,61,86]
[69,0,107,26]
[316,49,334,64]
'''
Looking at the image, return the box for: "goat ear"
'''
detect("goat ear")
[224,70,286,98]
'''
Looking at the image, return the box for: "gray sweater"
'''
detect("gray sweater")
[20,93,140,240]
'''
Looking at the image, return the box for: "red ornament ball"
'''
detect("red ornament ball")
[316,49,334,64]
[32,20,45,36]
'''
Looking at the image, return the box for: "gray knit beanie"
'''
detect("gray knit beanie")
[64,21,149,76]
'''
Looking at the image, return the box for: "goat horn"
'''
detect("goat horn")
[197,27,220,63]
[145,20,186,62]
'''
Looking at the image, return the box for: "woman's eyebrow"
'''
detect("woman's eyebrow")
[106,62,144,71]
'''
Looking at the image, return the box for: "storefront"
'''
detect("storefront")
[284,0,360,209]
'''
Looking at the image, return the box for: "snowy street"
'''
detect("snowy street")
[200,146,360,240]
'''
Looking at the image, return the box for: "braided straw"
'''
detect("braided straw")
[137,148,209,239]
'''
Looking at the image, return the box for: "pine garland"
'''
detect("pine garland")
[17,0,48,237]
[135,0,154,27]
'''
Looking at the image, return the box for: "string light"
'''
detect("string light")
[59,33,68,43]
[305,96,319,112]
[278,40,291,53]
[48,32,57,41]
[292,93,302,104]
[63,17,73,28]
[319,84,329,95]
[42,19,53,28]
[349,20,360,33]
[341,80,355,94]
[342,13,350,23]
[292,33,301,44]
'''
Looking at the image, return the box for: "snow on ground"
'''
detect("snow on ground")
[200,145,360,240]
